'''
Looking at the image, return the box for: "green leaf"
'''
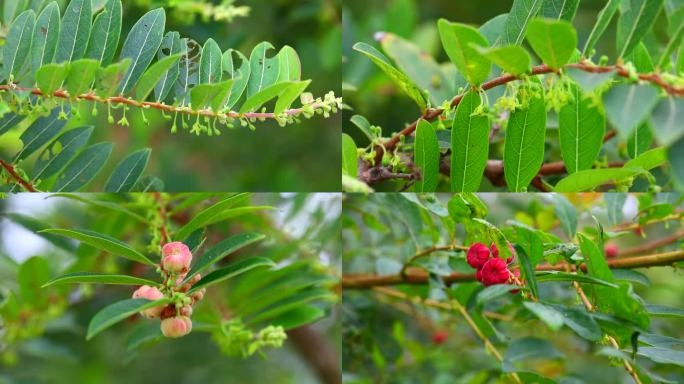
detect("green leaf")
[15,107,67,161]
[624,147,667,171]
[245,288,335,325]
[46,193,146,222]
[476,45,530,76]
[616,0,665,58]
[502,0,545,45]
[566,67,614,94]
[42,272,158,287]
[524,302,564,331]
[4,0,29,25]
[650,97,684,146]
[541,0,579,21]
[86,298,170,340]
[238,81,291,113]
[645,304,684,318]
[94,59,131,97]
[504,93,546,191]
[117,8,166,94]
[525,18,577,69]
[18,256,50,307]
[583,0,622,56]
[174,38,199,105]
[184,232,265,283]
[476,284,521,305]
[274,80,310,115]
[199,38,222,84]
[135,54,182,101]
[65,59,99,96]
[33,126,93,180]
[221,49,251,110]
[451,91,490,192]
[535,271,619,287]
[3,10,36,81]
[104,148,151,192]
[269,305,326,330]
[189,257,275,293]
[437,19,491,86]
[554,167,647,191]
[670,137,684,187]
[379,32,455,105]
[84,0,121,66]
[548,304,603,341]
[40,228,154,265]
[35,63,69,95]
[55,0,91,63]
[190,80,235,111]
[603,83,659,139]
[276,45,301,82]
[174,193,250,241]
[550,194,577,239]
[627,121,654,158]
[53,142,113,192]
[247,42,280,97]
[352,42,427,111]
[637,347,684,367]
[31,2,60,74]
[628,42,656,72]
[341,133,358,178]
[559,82,605,174]
[154,31,181,102]
[514,225,543,298]
[0,113,23,136]
[413,120,439,192]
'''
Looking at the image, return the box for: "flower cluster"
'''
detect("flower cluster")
[131,242,207,338]
[466,242,516,287]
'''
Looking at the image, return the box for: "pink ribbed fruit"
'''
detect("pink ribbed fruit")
[160,316,192,338]
[132,285,165,318]
[162,242,192,273]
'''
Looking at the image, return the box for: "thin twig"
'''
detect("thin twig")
[373,62,684,166]
[618,231,684,256]
[0,85,327,121]
[153,192,169,246]
[0,159,36,191]
[342,249,684,289]
[400,244,468,277]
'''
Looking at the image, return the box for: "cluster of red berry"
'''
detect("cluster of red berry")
[466,242,517,286]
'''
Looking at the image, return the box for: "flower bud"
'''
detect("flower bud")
[491,241,515,264]
[160,316,192,338]
[480,258,511,286]
[605,243,619,258]
[191,288,206,303]
[162,242,192,273]
[132,286,165,318]
[466,243,491,269]
[179,305,193,317]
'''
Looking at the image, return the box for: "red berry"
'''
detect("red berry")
[480,258,510,286]
[432,330,449,344]
[467,243,491,269]
[491,241,515,264]
[605,243,619,258]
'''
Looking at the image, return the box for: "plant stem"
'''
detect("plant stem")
[372,62,684,167]
[153,192,169,246]
[0,85,327,121]
[400,244,468,277]
[0,159,36,192]
[342,250,684,289]
[372,286,523,384]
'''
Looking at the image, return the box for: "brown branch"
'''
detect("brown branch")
[618,231,684,256]
[0,159,36,192]
[373,62,684,166]
[342,250,684,289]
[0,85,329,121]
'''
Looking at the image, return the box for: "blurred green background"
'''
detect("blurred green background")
[1,0,342,192]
